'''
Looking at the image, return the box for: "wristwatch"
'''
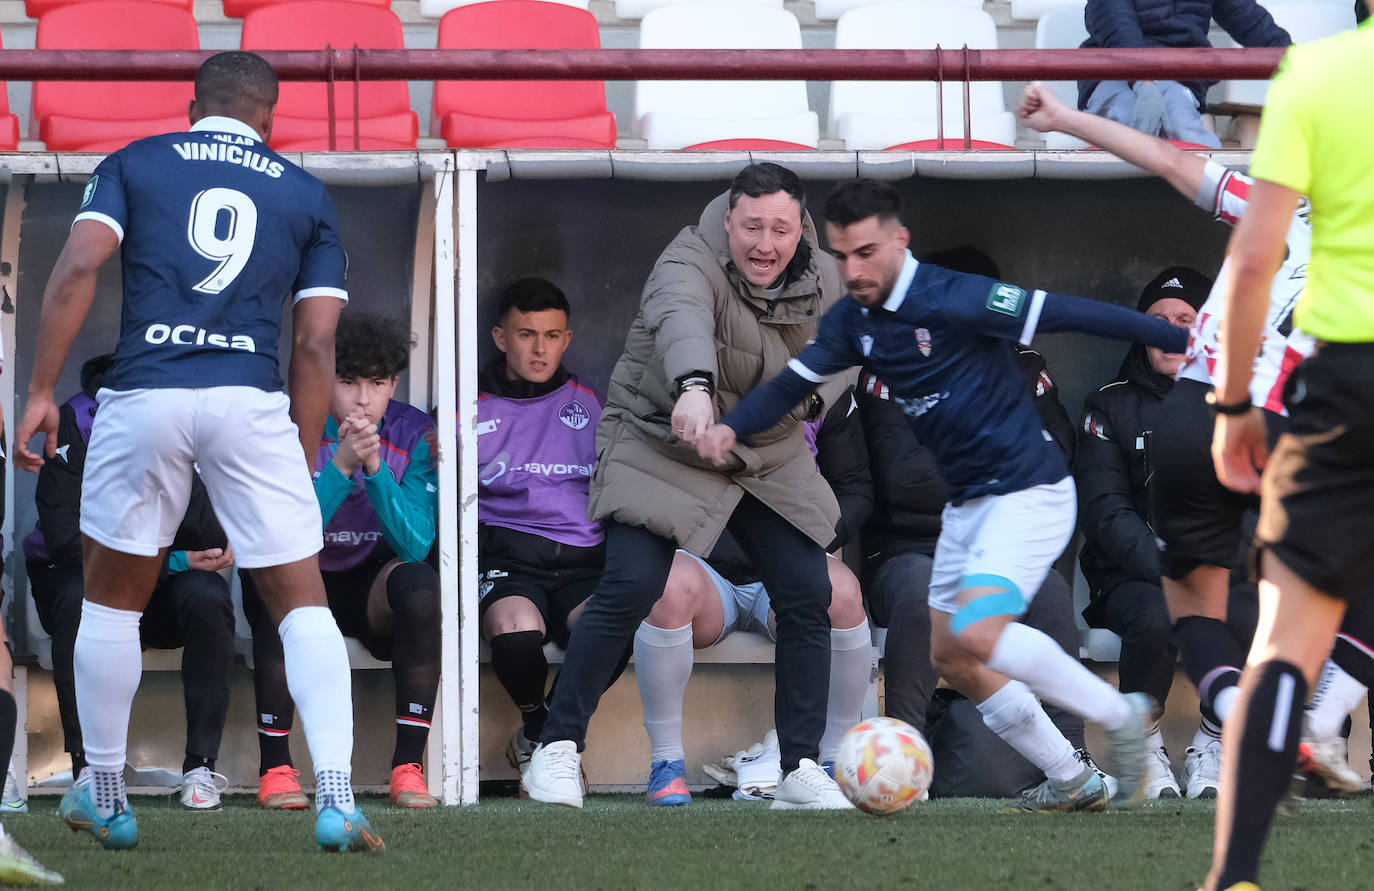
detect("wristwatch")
[1204,389,1252,416]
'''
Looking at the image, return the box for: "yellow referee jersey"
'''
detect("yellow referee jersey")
[1249,21,1374,342]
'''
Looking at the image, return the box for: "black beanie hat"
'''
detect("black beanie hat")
[1137,266,1212,314]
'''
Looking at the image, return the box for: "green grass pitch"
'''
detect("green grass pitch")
[10,793,1374,889]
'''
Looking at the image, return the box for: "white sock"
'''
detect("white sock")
[634,621,694,764]
[1212,685,1240,725]
[1192,722,1221,749]
[74,601,143,818]
[1307,660,1368,738]
[278,606,355,810]
[976,680,1081,782]
[821,621,872,763]
[985,622,1131,730]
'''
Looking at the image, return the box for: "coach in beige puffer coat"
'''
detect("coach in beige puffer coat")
[586,189,852,558]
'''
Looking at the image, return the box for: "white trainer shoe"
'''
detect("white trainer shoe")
[1184,736,1222,799]
[735,732,782,800]
[2,761,28,815]
[524,740,584,808]
[1142,740,1181,799]
[179,766,229,810]
[506,728,537,776]
[770,758,853,810]
[1074,749,1120,800]
[1299,731,1366,793]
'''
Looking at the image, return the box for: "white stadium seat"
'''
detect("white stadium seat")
[815,0,981,21]
[829,1,1016,149]
[1034,3,1090,149]
[616,0,780,20]
[634,2,819,150]
[1219,2,1356,107]
[420,0,589,18]
[1010,0,1085,22]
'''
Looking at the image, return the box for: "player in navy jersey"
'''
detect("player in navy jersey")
[15,52,381,853]
[242,313,440,810]
[697,179,1191,812]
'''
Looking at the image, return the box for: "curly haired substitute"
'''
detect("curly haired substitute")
[335,312,413,380]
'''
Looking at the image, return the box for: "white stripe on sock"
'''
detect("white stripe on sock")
[1269,672,1296,752]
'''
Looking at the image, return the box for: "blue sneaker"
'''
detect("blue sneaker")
[645,760,691,807]
[315,797,384,854]
[60,774,138,850]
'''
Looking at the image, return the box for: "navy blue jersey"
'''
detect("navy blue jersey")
[724,252,1188,505]
[75,116,348,392]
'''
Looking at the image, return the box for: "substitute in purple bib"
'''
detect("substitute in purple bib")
[241,313,440,810]
[475,278,616,779]
[15,51,381,853]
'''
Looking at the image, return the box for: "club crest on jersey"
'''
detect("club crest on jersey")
[80,176,98,209]
[987,283,1027,317]
[559,401,591,431]
[914,327,932,357]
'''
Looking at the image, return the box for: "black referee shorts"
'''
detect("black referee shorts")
[1259,343,1374,603]
[1152,378,1286,580]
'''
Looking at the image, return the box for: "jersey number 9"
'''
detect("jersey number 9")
[187,187,259,295]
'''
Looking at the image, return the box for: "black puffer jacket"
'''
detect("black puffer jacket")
[1078,0,1290,109]
[1075,341,1174,597]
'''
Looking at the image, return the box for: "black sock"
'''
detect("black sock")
[0,690,15,777]
[1332,635,1374,688]
[386,564,441,768]
[252,611,295,776]
[257,718,293,777]
[182,754,215,774]
[1208,660,1306,890]
[1174,616,1246,724]
[71,752,87,777]
[489,630,549,739]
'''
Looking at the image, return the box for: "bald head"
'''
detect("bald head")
[190,52,279,138]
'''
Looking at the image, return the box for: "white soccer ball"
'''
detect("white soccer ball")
[834,716,934,815]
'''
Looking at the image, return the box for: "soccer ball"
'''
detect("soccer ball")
[834,717,934,815]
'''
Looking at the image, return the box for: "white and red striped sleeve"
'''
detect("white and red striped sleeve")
[1193,159,1251,228]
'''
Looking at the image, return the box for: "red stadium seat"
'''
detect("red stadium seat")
[682,139,814,150]
[0,32,20,151]
[25,0,190,17]
[223,0,387,18]
[432,0,616,149]
[888,139,1017,150]
[32,1,198,152]
[241,1,418,151]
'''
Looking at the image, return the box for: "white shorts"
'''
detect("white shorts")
[928,477,1076,617]
[81,386,323,569]
[678,551,776,644]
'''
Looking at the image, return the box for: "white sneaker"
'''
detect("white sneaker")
[1299,731,1366,793]
[770,759,853,810]
[735,732,782,800]
[523,741,584,808]
[1184,737,1222,799]
[1142,741,1181,799]
[1,761,27,815]
[179,766,229,810]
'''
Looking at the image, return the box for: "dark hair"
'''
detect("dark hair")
[80,354,115,398]
[194,51,279,117]
[920,245,1001,280]
[728,162,806,212]
[335,312,412,380]
[498,278,570,321]
[823,179,902,229]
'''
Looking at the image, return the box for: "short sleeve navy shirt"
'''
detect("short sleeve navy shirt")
[75,115,348,392]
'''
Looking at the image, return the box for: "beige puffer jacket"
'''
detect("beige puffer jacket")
[587,191,852,556]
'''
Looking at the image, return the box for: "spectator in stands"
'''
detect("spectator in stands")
[1078,0,1291,149]
[23,354,236,811]
[243,313,441,810]
[524,162,856,811]
[633,387,873,806]
[1076,267,1234,799]
[476,278,623,783]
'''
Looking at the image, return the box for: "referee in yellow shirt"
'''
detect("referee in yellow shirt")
[1206,20,1374,891]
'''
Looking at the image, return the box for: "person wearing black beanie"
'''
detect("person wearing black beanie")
[1076,264,1253,800]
